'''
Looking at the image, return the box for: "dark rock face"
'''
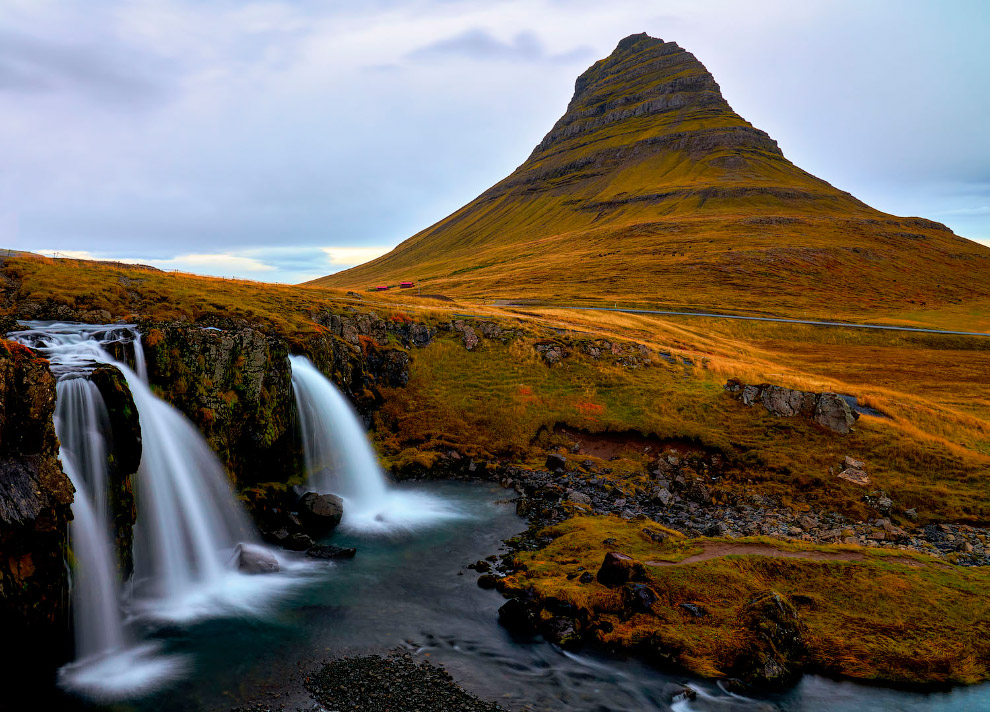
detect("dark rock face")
[139,321,299,486]
[0,341,74,679]
[725,380,858,434]
[732,591,806,690]
[297,491,344,535]
[89,364,141,577]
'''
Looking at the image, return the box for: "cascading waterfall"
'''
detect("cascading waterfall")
[119,360,262,610]
[289,355,460,532]
[11,322,305,700]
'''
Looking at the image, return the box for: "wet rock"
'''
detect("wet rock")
[596,551,645,586]
[498,597,540,635]
[236,543,280,574]
[306,544,357,560]
[477,574,497,589]
[283,532,315,551]
[297,491,344,534]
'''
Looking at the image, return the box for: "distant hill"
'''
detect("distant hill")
[310,33,990,318]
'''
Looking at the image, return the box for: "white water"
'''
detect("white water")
[10,321,310,700]
[289,355,462,533]
[51,379,186,700]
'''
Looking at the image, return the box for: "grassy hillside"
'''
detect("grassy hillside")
[311,33,990,319]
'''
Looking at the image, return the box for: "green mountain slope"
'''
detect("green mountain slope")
[311,33,990,319]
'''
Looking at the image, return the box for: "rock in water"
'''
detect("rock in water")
[235,543,280,574]
[297,491,344,534]
[306,544,357,560]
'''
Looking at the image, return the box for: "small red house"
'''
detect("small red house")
[399,281,415,289]
[374,285,389,291]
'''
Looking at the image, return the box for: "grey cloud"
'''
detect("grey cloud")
[0,30,169,105]
[408,28,592,63]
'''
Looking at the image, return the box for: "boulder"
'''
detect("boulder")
[596,551,645,586]
[624,583,659,614]
[498,597,540,635]
[732,591,806,689]
[297,491,344,534]
[761,385,811,417]
[236,544,280,574]
[546,453,567,472]
[814,393,858,434]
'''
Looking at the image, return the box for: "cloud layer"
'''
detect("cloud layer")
[1,0,988,283]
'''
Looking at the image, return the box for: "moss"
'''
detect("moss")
[503,516,990,686]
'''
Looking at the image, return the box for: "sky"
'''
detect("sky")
[1,0,988,283]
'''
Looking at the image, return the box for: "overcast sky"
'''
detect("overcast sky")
[1,0,987,283]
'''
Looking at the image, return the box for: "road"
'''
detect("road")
[504,304,990,337]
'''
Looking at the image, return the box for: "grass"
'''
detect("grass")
[504,516,990,685]
[309,38,990,323]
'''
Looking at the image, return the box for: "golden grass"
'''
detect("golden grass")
[506,516,990,685]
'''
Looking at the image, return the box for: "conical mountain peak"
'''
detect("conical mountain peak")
[311,35,989,318]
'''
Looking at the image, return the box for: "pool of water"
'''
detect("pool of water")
[44,481,990,712]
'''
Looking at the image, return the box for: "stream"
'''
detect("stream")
[38,481,989,712]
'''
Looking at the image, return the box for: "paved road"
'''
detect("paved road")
[505,304,990,337]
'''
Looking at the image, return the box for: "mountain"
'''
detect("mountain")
[310,33,990,317]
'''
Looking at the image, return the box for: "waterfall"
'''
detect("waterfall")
[117,361,259,606]
[10,321,307,700]
[290,355,389,509]
[289,355,459,533]
[54,380,125,658]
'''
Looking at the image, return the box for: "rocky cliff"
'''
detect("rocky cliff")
[0,340,73,678]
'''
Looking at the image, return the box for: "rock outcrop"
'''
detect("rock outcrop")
[89,364,141,576]
[0,341,74,679]
[724,380,858,434]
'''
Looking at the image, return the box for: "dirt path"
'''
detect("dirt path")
[646,541,947,569]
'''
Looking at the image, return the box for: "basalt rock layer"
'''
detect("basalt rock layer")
[0,341,73,680]
[312,33,990,317]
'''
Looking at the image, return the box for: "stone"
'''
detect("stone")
[733,591,805,689]
[844,456,866,470]
[814,393,858,434]
[624,583,659,614]
[761,385,807,417]
[579,571,594,584]
[837,468,870,486]
[236,544,280,574]
[477,574,497,589]
[498,597,539,635]
[596,551,644,586]
[641,527,668,544]
[546,453,567,472]
[297,491,344,534]
[679,602,708,618]
[284,533,316,551]
[306,544,357,560]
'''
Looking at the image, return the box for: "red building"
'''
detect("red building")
[399,281,415,289]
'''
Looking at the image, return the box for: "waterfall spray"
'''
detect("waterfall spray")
[289,355,460,533]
